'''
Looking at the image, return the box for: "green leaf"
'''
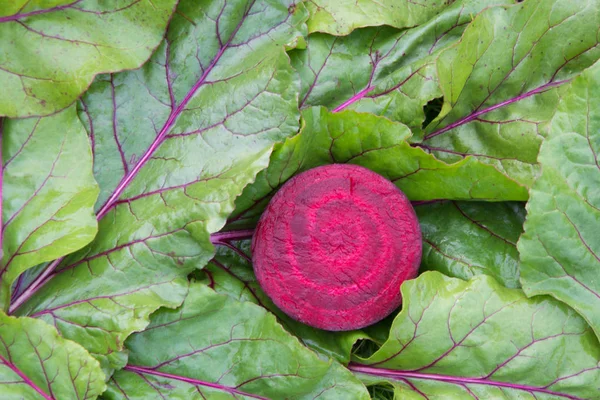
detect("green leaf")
[518,61,600,341]
[1,106,98,310]
[416,201,525,288]
[420,0,600,187]
[306,0,455,36]
[0,310,106,399]
[229,107,526,229]
[0,0,178,118]
[11,0,308,373]
[291,0,514,136]
[198,239,366,364]
[350,272,600,399]
[102,283,369,400]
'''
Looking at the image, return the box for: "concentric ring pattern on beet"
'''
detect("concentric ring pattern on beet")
[251,164,422,331]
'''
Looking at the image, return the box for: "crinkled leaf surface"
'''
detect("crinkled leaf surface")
[518,61,600,340]
[228,107,526,230]
[199,239,366,363]
[416,201,525,288]
[0,310,105,399]
[350,272,600,399]
[1,106,98,310]
[291,0,513,136]
[0,0,178,118]
[420,0,600,187]
[12,0,308,373]
[306,0,455,36]
[102,283,370,400]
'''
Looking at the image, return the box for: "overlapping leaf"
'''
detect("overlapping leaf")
[518,61,600,340]
[351,272,600,399]
[416,201,525,288]
[0,311,105,399]
[1,106,98,310]
[306,0,455,36]
[291,0,514,136]
[420,0,600,187]
[228,107,526,230]
[11,0,308,373]
[0,0,178,118]
[102,283,369,400]
[199,239,366,363]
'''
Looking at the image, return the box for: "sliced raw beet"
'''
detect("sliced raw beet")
[251,164,422,331]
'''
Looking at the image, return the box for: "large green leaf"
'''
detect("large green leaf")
[416,201,525,288]
[291,0,514,136]
[10,0,308,373]
[0,0,178,118]
[518,61,600,340]
[306,0,455,36]
[1,106,98,310]
[102,283,369,400]
[198,239,366,363]
[420,0,600,187]
[229,107,526,229]
[0,311,105,399]
[350,272,600,399]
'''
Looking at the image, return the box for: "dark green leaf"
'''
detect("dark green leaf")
[102,283,369,399]
[417,201,525,288]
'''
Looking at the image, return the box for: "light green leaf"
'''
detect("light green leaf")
[198,239,366,364]
[350,272,600,399]
[306,0,455,36]
[0,0,178,118]
[102,283,369,400]
[0,310,106,399]
[291,0,514,136]
[229,107,526,229]
[518,61,600,340]
[420,0,600,187]
[11,0,308,373]
[1,106,98,310]
[417,201,525,288]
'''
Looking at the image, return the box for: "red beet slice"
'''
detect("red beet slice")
[251,164,422,331]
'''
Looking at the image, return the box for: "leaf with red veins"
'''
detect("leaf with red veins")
[1,106,98,310]
[351,272,600,399]
[196,239,367,364]
[416,201,525,289]
[103,283,370,400]
[228,107,527,230]
[11,0,308,374]
[421,0,600,188]
[0,0,178,118]
[518,61,600,341]
[290,0,514,136]
[0,310,105,399]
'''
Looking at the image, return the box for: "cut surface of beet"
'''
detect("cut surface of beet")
[251,164,422,331]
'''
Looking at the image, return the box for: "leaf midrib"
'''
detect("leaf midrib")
[348,363,585,400]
